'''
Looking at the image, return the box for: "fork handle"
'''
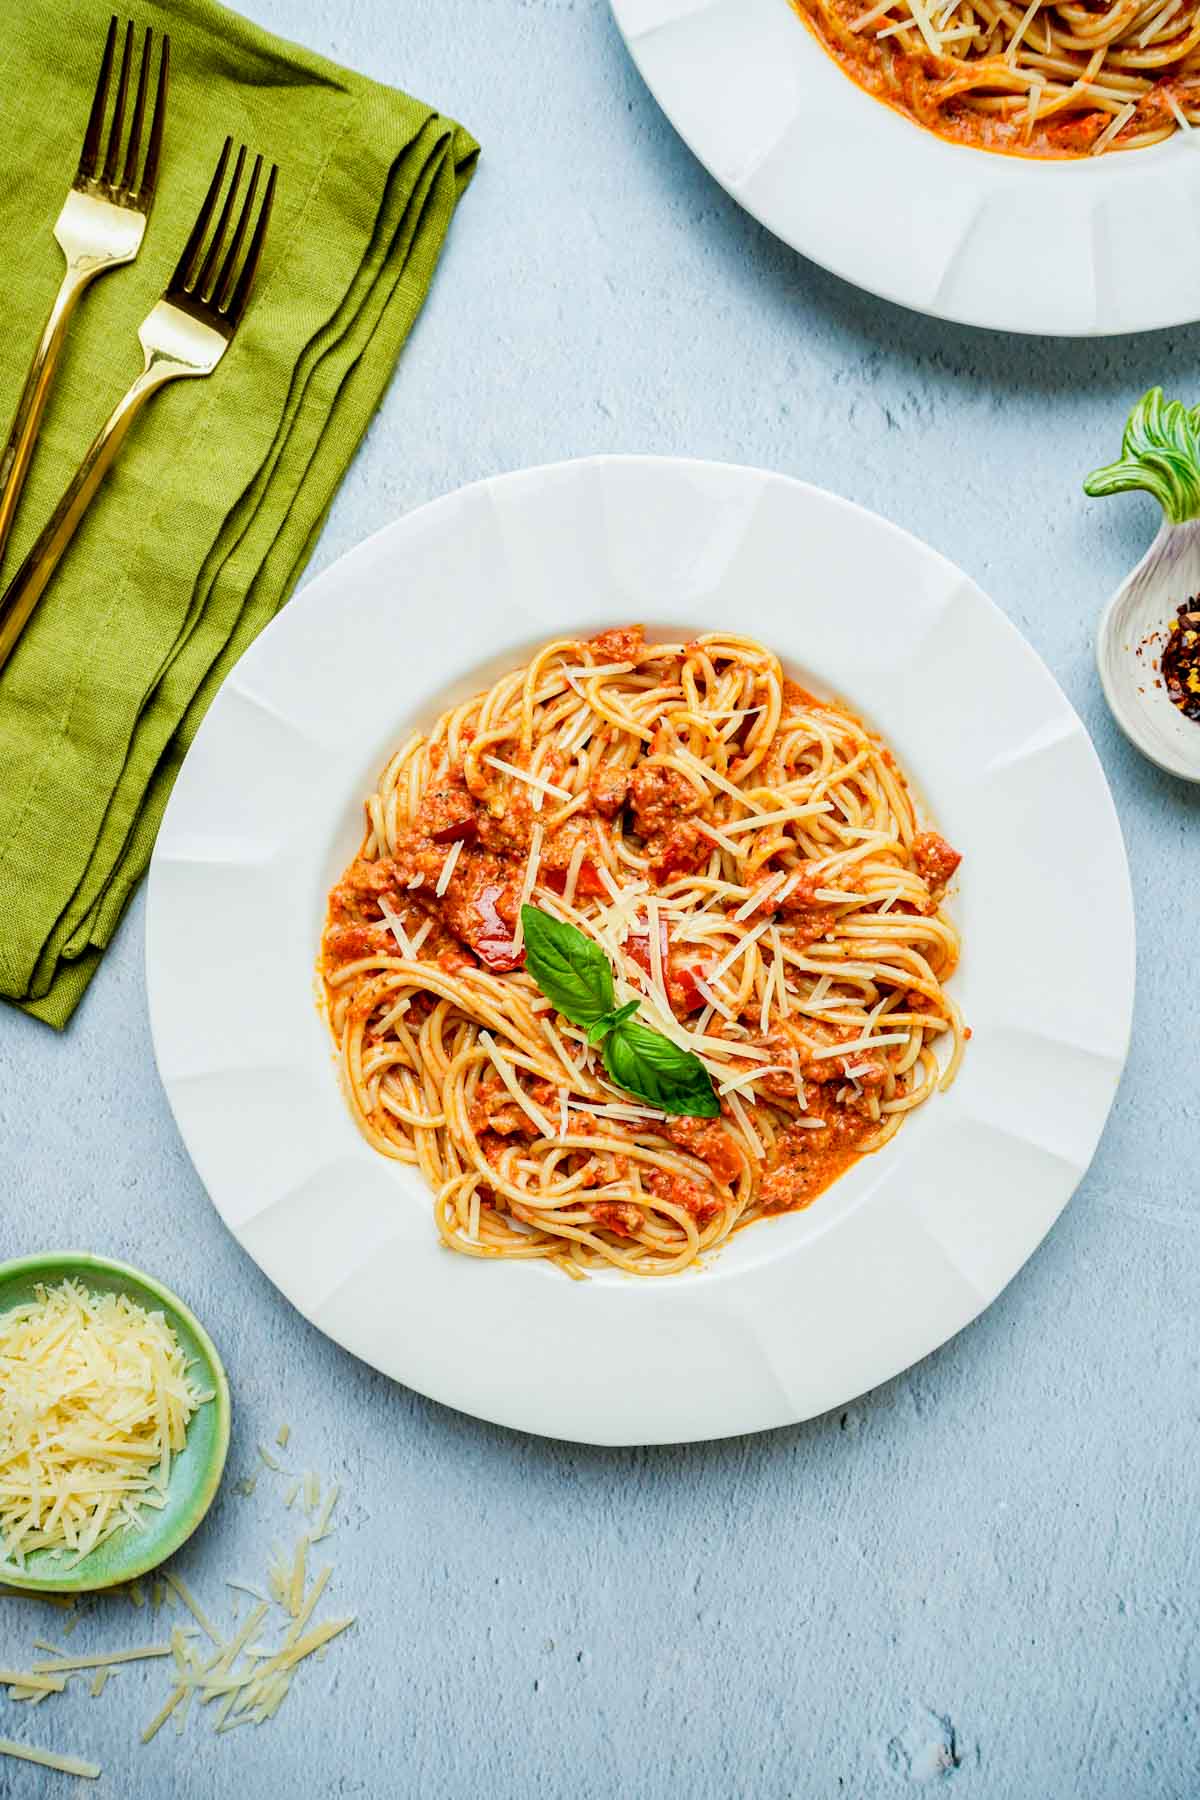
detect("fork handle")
[0,360,174,674]
[0,267,93,576]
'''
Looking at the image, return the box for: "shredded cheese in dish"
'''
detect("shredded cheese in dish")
[0,1281,212,1570]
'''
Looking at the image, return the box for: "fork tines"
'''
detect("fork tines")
[78,15,169,206]
[168,138,278,329]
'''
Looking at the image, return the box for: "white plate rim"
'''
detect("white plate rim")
[146,454,1136,1445]
[608,0,1200,337]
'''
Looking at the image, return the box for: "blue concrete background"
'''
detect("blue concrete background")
[2,1,1198,1795]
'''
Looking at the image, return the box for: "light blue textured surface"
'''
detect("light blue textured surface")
[1,2,1198,1795]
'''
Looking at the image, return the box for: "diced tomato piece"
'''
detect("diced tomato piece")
[541,860,608,899]
[468,883,524,972]
[431,815,479,846]
[626,925,710,1016]
[673,964,709,1013]
[625,923,669,980]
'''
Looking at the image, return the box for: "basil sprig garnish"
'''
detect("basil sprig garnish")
[520,905,719,1118]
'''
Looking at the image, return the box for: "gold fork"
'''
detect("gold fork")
[0,17,169,574]
[0,138,278,674]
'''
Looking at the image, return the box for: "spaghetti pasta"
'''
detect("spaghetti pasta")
[321,628,965,1279]
[790,0,1200,156]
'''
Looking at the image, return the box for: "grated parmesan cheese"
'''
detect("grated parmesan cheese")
[407,919,434,957]
[717,1064,792,1097]
[724,1089,764,1160]
[732,872,785,922]
[0,1281,213,1570]
[721,800,834,835]
[482,755,572,802]
[695,818,742,857]
[807,1029,910,1060]
[705,918,773,986]
[512,825,544,954]
[1091,99,1136,153]
[375,896,415,957]
[435,838,464,897]
[0,1738,100,1779]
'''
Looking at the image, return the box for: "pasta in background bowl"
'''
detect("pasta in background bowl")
[610,0,1200,335]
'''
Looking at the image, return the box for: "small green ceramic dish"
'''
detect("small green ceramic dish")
[0,1252,231,1594]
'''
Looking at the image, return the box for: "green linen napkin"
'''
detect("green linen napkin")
[0,0,477,1026]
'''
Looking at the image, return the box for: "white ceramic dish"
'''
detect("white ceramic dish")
[609,0,1200,337]
[1086,389,1200,782]
[146,456,1135,1446]
[1097,522,1200,784]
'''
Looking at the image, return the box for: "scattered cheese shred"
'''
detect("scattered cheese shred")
[8,1440,357,1766]
[691,979,736,1024]
[1165,89,1193,132]
[806,1029,910,1061]
[770,925,790,1018]
[0,1737,100,1779]
[435,838,465,897]
[312,1483,340,1543]
[694,818,742,858]
[275,1424,291,1449]
[717,1064,792,1097]
[721,800,834,835]
[0,1280,212,1570]
[512,825,544,954]
[33,1645,171,1674]
[732,873,784,922]
[141,1683,187,1743]
[724,1089,764,1160]
[289,1539,309,1619]
[1091,99,1136,153]
[482,755,572,801]
[1004,0,1041,61]
[705,918,773,986]
[374,896,414,957]
[479,1032,556,1138]
[0,1669,67,1693]
[163,1575,222,1648]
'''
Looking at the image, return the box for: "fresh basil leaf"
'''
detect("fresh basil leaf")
[585,1000,640,1045]
[521,904,719,1118]
[520,905,614,1027]
[601,1017,720,1118]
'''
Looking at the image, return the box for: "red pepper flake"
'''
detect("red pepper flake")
[1161,597,1200,724]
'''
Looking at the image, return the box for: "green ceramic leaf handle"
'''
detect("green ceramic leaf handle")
[1084,387,1200,524]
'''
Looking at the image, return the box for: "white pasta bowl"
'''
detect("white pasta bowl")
[146,456,1135,1445]
[609,0,1200,336]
